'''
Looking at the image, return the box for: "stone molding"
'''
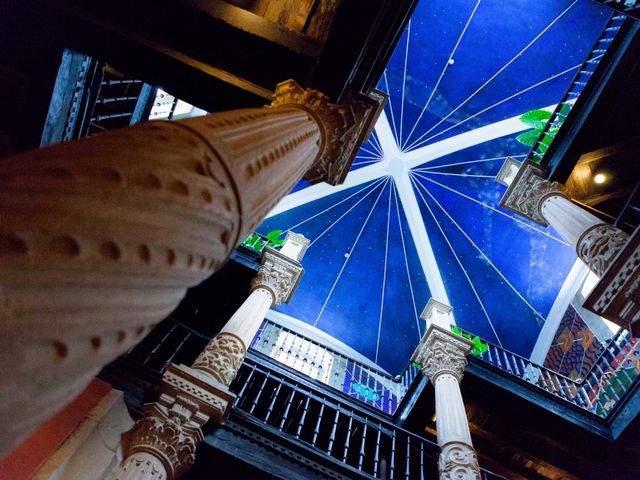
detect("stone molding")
[191,332,247,387]
[498,160,566,226]
[439,442,481,480]
[252,247,304,306]
[412,325,474,383]
[584,227,640,334]
[576,223,629,277]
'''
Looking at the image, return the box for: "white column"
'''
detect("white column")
[113,233,309,480]
[191,232,309,387]
[412,299,481,480]
[499,160,629,277]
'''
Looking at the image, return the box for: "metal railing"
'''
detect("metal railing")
[251,319,419,414]
[454,326,640,418]
[230,355,508,480]
[526,12,626,165]
[590,1,640,21]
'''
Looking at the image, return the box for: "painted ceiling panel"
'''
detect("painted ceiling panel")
[255,0,608,373]
[259,179,431,373]
[409,134,577,356]
[382,0,608,152]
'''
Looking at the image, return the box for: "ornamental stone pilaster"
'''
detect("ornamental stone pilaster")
[412,300,481,480]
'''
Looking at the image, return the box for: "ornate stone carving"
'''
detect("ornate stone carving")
[584,228,640,334]
[270,81,385,186]
[439,442,481,480]
[120,399,201,480]
[117,453,167,480]
[413,326,473,383]
[191,332,246,387]
[251,248,305,306]
[577,223,629,277]
[499,160,565,226]
[117,362,236,479]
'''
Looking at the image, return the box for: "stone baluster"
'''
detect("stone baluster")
[0,77,385,458]
[412,299,481,480]
[499,160,639,332]
[113,232,309,480]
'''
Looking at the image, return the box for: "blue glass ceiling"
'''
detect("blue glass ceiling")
[256,0,608,373]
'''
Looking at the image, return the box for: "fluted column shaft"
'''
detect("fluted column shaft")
[0,79,349,458]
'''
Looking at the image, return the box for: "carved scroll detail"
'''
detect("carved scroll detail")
[439,442,481,480]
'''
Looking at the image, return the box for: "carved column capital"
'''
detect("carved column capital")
[577,223,629,277]
[499,160,566,226]
[251,248,305,306]
[117,362,237,479]
[412,325,474,383]
[270,80,385,185]
[439,442,481,480]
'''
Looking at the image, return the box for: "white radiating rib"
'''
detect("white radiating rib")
[402,0,482,150]
[375,183,393,363]
[414,154,526,172]
[399,20,411,147]
[417,176,546,327]
[284,177,386,233]
[404,0,578,151]
[309,178,388,247]
[392,182,422,340]
[382,70,400,144]
[358,146,383,158]
[412,172,568,245]
[354,155,382,161]
[416,171,495,179]
[352,160,383,167]
[410,173,503,345]
[313,177,390,327]
[369,131,385,156]
[408,62,581,150]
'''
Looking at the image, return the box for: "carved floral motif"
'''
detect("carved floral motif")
[439,442,481,480]
[191,333,246,387]
[577,223,629,277]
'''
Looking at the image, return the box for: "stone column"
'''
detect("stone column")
[499,160,639,332]
[412,299,481,480]
[113,232,309,480]
[0,77,383,458]
[499,160,629,276]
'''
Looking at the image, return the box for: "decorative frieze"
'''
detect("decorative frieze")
[499,160,565,226]
[439,442,481,480]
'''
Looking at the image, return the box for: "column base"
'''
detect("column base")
[162,363,236,426]
[439,442,481,480]
[583,228,640,335]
